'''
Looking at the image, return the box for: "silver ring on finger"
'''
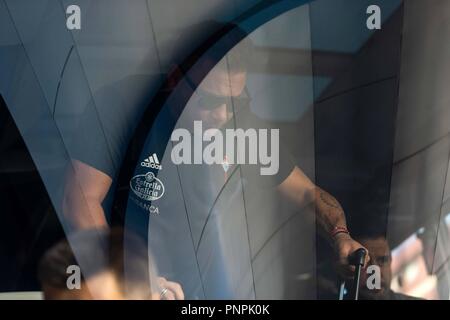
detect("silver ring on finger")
[160,288,169,299]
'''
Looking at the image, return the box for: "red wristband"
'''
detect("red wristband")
[330,226,349,238]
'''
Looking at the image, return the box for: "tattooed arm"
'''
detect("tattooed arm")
[315,188,347,237]
[278,166,369,275]
[277,166,346,237]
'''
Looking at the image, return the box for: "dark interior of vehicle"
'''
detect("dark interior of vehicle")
[0,95,65,292]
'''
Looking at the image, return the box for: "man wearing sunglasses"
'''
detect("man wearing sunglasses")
[157,27,372,297]
[63,22,369,298]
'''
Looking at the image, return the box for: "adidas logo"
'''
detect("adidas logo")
[141,153,162,170]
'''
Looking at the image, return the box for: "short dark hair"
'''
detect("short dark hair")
[350,217,389,244]
[38,227,157,297]
[176,21,254,80]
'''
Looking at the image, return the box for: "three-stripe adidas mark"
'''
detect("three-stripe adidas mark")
[141,153,162,170]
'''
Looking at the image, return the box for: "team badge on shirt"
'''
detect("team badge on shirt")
[222,155,230,173]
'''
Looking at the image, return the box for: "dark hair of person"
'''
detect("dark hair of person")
[37,227,156,297]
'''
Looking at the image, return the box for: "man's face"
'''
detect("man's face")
[359,237,392,299]
[191,66,247,129]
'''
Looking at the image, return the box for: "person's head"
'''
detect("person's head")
[172,22,253,129]
[193,57,248,129]
[356,235,392,299]
[38,227,160,300]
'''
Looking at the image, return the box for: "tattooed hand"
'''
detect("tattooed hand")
[315,188,370,277]
[277,167,370,278]
[333,233,370,278]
